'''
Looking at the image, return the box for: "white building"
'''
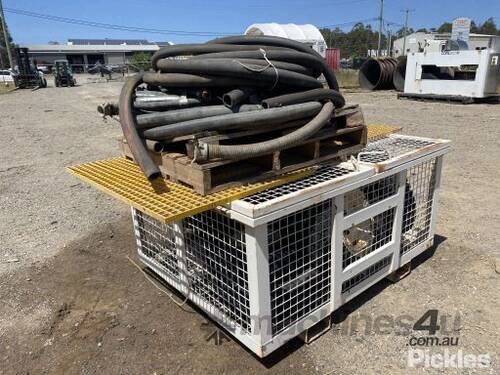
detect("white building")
[245,23,327,57]
[21,39,172,72]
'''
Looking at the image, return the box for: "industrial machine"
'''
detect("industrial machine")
[54,60,76,87]
[400,36,500,102]
[87,62,113,79]
[13,47,47,89]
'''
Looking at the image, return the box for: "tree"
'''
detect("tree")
[437,18,498,36]
[479,18,497,35]
[437,22,452,33]
[394,26,415,39]
[130,52,152,71]
[320,22,387,58]
[0,14,14,69]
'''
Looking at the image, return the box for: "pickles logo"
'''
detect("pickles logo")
[408,349,491,369]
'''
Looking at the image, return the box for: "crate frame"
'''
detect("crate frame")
[132,134,450,358]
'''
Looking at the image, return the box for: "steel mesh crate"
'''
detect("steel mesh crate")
[132,134,450,357]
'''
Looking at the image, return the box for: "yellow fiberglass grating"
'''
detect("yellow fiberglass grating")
[367,124,402,142]
[67,158,313,224]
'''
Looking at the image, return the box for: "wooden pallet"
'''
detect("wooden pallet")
[121,105,367,195]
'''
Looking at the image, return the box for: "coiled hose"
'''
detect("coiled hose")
[118,35,344,179]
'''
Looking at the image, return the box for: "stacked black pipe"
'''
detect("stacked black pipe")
[358,57,398,90]
[117,35,345,180]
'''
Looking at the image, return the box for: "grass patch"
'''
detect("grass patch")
[336,69,359,89]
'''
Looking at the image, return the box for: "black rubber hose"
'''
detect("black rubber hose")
[155,59,322,89]
[142,102,322,140]
[208,35,339,90]
[116,37,346,175]
[151,43,292,69]
[142,72,299,89]
[135,104,262,129]
[118,74,160,179]
[262,88,345,108]
[217,58,314,76]
[191,50,323,77]
[223,88,255,108]
[196,101,334,162]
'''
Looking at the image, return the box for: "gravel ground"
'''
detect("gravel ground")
[0,79,499,374]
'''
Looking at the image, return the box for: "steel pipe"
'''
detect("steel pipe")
[262,88,345,109]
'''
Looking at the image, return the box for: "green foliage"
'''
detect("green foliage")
[130,52,152,71]
[0,15,14,69]
[320,23,385,58]
[439,18,499,35]
[437,22,452,33]
[479,18,498,35]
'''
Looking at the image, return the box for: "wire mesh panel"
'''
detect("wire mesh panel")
[183,211,252,333]
[359,137,436,163]
[401,158,437,254]
[341,255,392,294]
[342,208,396,268]
[242,165,354,205]
[267,200,333,336]
[344,175,398,215]
[133,209,180,281]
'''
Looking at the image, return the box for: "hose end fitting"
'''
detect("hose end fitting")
[193,142,209,162]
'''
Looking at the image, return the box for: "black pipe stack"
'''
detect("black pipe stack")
[358,57,398,90]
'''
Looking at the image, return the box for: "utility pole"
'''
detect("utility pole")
[0,0,13,68]
[402,9,415,56]
[0,47,4,69]
[377,0,384,57]
[387,25,392,57]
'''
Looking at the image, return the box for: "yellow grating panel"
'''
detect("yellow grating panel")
[367,124,402,142]
[67,158,313,224]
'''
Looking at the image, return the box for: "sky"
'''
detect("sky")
[3,0,500,44]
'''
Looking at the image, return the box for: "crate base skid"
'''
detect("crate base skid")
[398,92,500,104]
[132,134,450,357]
[122,105,367,195]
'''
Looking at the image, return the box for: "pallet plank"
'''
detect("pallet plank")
[121,105,367,194]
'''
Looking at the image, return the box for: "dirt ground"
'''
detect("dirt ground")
[0,76,499,374]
